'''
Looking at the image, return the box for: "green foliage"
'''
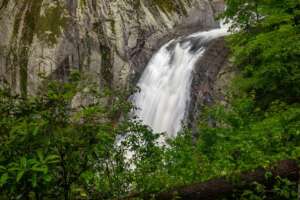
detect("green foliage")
[194,0,300,198]
[224,0,300,108]
[228,177,298,200]
[0,72,136,199]
[209,0,300,175]
[197,97,300,177]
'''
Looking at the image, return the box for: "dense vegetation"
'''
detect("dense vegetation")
[0,0,299,199]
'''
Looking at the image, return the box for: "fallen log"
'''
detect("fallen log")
[155,160,299,200]
[124,159,299,200]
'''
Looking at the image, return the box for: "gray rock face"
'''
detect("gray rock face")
[0,0,230,129]
[188,37,231,134]
[0,0,224,94]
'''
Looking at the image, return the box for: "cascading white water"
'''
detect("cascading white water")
[132,24,230,138]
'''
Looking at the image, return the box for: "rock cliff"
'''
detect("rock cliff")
[0,0,224,95]
[0,0,231,130]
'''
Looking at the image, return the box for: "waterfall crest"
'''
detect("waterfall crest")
[132,24,230,137]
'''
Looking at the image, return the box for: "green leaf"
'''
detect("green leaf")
[37,150,44,162]
[45,155,59,163]
[27,159,39,166]
[32,126,39,136]
[31,174,37,188]
[41,165,48,174]
[43,174,52,182]
[20,157,27,168]
[16,170,25,183]
[32,165,48,174]
[0,165,6,172]
[0,173,9,186]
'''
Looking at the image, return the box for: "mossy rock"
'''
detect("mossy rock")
[152,0,190,15]
[36,2,67,46]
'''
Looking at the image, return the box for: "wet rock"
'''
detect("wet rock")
[188,37,232,135]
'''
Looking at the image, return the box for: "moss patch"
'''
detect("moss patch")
[13,1,67,46]
[10,0,68,96]
[16,0,44,97]
[80,0,87,9]
[100,45,113,88]
[93,21,114,88]
[153,0,177,13]
[152,0,190,14]
[0,0,10,11]
[126,0,189,14]
[36,2,67,46]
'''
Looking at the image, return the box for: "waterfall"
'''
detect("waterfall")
[132,24,230,138]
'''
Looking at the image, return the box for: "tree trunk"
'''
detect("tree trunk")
[155,160,299,200]
[124,160,299,200]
